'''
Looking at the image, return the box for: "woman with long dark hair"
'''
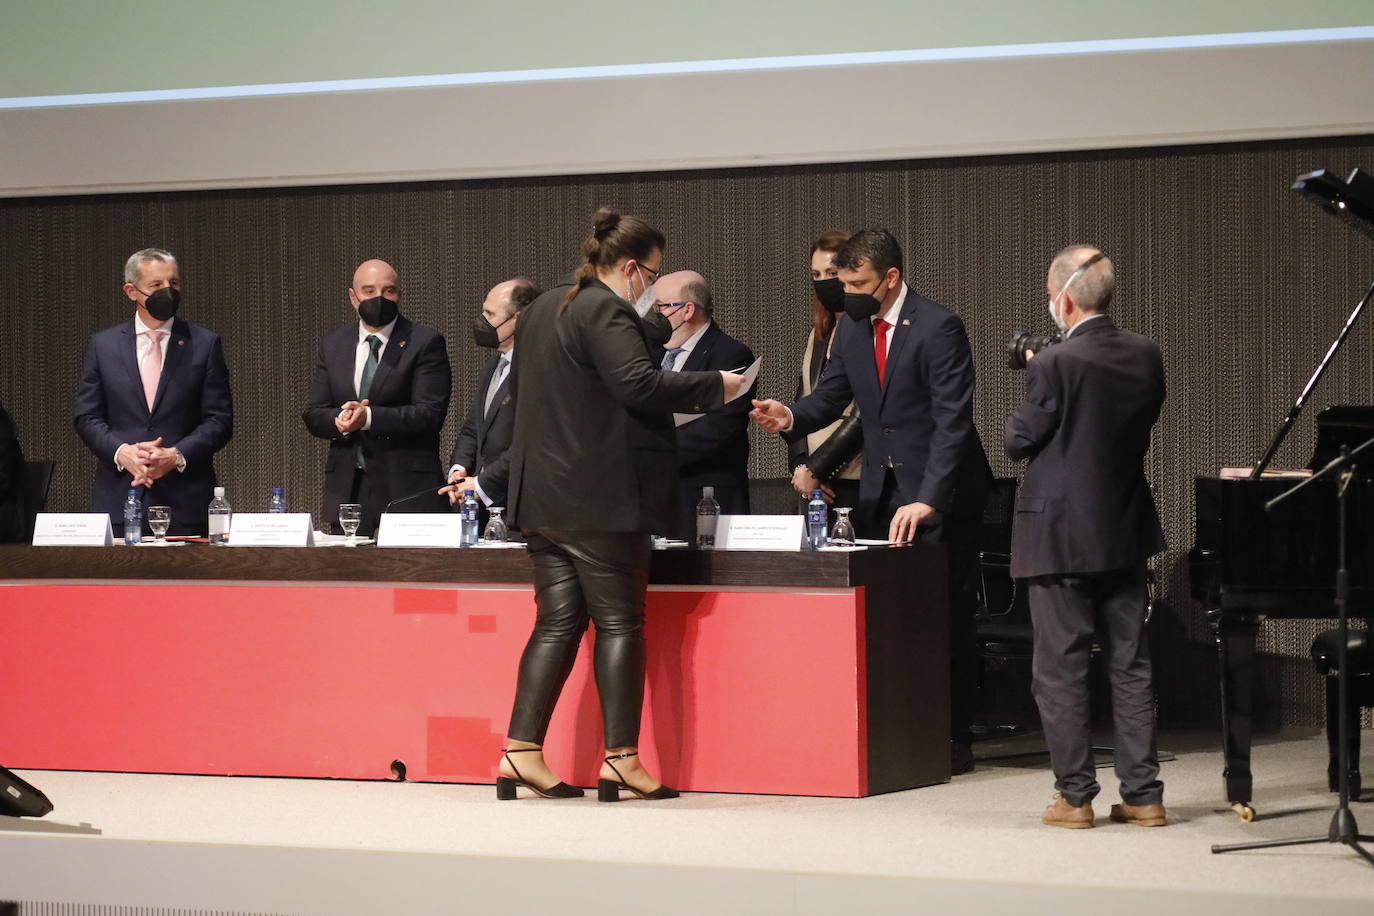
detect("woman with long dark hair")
[789,230,862,510]
[498,208,746,801]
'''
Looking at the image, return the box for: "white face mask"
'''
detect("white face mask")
[626,265,656,317]
[1047,296,1068,333]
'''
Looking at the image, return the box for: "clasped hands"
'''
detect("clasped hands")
[438,468,478,506]
[116,436,178,488]
[334,398,370,435]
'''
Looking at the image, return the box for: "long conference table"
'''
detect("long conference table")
[0,543,950,797]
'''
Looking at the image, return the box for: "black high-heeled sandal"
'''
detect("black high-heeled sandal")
[495,747,584,800]
[597,751,680,802]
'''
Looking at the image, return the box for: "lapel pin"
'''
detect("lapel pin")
[902,319,911,326]
[178,338,185,345]
[399,340,407,348]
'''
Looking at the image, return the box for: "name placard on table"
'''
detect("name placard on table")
[32,513,114,547]
[376,513,463,548]
[228,513,315,547]
[715,515,806,551]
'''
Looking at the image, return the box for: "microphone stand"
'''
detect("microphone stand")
[1250,279,1374,478]
[1213,438,1374,865]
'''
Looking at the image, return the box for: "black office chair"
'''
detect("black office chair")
[974,478,1038,735]
[1310,627,1374,799]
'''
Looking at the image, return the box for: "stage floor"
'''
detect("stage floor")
[1,730,1371,915]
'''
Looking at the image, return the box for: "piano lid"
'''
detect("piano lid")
[1310,405,1374,473]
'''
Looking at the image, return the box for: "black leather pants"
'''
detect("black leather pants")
[506,529,652,749]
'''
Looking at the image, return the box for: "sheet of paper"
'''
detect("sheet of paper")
[674,357,761,426]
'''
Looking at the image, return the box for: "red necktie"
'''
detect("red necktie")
[873,319,890,386]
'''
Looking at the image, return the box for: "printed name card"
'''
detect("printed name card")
[32,513,114,546]
[376,513,463,548]
[715,515,806,551]
[228,513,315,547]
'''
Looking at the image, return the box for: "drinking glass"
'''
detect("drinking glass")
[483,506,508,543]
[338,503,362,545]
[830,507,855,546]
[147,506,171,545]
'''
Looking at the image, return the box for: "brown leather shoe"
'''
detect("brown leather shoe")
[1110,801,1167,826]
[1042,793,1094,829]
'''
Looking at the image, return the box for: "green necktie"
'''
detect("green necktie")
[358,334,382,399]
[355,334,381,470]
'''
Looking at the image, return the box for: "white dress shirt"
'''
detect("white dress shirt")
[353,317,397,431]
[662,320,711,372]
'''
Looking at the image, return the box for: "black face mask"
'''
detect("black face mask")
[813,278,846,314]
[143,286,181,322]
[472,312,515,349]
[842,274,889,322]
[357,294,399,328]
[642,308,672,347]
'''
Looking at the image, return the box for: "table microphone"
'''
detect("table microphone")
[384,486,449,513]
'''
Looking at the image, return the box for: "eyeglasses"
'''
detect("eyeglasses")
[636,262,663,282]
[654,301,689,312]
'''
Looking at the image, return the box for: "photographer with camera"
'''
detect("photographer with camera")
[1006,246,1167,829]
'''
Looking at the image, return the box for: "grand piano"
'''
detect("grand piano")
[1192,169,1374,821]
[1193,413,1374,820]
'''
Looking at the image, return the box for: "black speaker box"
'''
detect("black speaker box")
[0,765,53,818]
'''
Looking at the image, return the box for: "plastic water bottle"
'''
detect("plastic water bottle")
[807,489,828,549]
[123,488,143,545]
[460,491,480,547]
[208,486,232,545]
[696,486,720,549]
[268,487,288,513]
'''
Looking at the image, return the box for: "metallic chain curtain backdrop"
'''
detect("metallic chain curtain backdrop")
[3,134,1373,729]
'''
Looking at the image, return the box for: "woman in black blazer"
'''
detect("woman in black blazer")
[498,208,746,801]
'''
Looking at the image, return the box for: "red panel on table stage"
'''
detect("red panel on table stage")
[1,583,866,796]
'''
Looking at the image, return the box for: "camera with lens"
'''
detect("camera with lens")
[1007,329,1061,370]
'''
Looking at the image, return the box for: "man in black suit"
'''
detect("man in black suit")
[654,271,755,540]
[442,277,541,518]
[302,259,452,536]
[1006,246,1167,829]
[73,248,233,535]
[751,229,990,774]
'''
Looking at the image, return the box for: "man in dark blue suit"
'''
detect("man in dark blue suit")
[653,271,755,541]
[751,229,990,774]
[442,278,541,519]
[303,259,452,537]
[73,248,233,536]
[1006,247,1167,829]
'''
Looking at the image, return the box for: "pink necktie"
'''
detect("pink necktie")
[141,330,165,411]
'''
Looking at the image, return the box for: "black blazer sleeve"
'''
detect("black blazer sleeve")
[572,296,723,413]
[1005,355,1060,463]
[448,400,480,473]
[172,332,234,467]
[72,335,119,462]
[302,335,347,440]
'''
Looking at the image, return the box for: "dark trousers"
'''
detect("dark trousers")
[857,469,980,745]
[507,529,652,749]
[1027,565,1162,807]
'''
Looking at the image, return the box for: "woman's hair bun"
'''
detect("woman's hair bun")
[591,207,621,239]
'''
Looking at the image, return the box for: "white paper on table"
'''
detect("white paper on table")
[854,538,893,546]
[674,357,762,426]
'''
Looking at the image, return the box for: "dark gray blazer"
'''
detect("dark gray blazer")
[448,351,514,506]
[506,280,723,535]
[1004,316,1166,578]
